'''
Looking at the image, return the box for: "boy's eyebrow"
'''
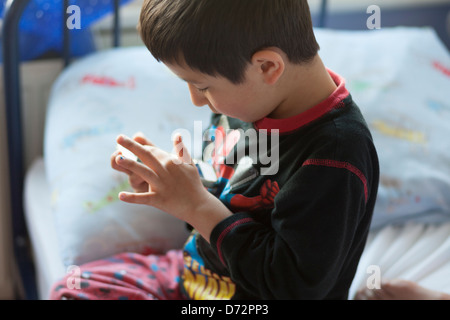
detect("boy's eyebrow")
[180,77,202,85]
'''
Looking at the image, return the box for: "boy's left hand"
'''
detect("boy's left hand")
[115,134,232,242]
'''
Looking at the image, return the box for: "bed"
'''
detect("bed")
[3,0,450,300]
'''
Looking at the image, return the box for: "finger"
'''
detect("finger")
[173,134,193,165]
[111,150,132,175]
[129,174,147,189]
[117,135,164,172]
[115,154,158,185]
[118,191,157,206]
[133,132,155,147]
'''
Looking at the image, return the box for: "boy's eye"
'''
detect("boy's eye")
[197,87,209,93]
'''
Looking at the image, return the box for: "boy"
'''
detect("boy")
[51,0,379,300]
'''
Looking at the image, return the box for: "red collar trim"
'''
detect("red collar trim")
[253,69,349,134]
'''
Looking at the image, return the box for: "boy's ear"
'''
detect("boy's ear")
[251,49,285,85]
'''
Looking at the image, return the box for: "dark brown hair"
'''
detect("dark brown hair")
[138,0,320,84]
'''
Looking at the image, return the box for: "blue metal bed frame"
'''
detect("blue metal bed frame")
[2,0,328,299]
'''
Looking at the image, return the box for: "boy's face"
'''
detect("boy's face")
[165,61,280,123]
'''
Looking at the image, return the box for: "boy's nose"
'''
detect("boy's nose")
[188,83,208,107]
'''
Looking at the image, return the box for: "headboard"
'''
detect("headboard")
[1,0,330,300]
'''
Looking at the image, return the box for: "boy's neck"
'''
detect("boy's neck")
[268,55,337,120]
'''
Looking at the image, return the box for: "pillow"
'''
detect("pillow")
[44,47,213,266]
[315,27,450,230]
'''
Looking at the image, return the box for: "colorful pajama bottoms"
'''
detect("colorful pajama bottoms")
[49,250,187,300]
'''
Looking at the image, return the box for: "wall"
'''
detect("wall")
[309,0,450,12]
[309,0,450,51]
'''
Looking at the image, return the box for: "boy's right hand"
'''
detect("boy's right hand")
[111,132,153,193]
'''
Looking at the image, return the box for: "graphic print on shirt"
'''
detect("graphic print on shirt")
[202,115,280,212]
[182,233,236,300]
[182,115,280,300]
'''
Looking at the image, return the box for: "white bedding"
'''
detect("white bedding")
[349,222,450,299]
[24,157,65,300]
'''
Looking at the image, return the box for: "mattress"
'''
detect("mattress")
[24,157,65,300]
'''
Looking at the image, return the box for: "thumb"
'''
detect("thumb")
[133,132,155,147]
